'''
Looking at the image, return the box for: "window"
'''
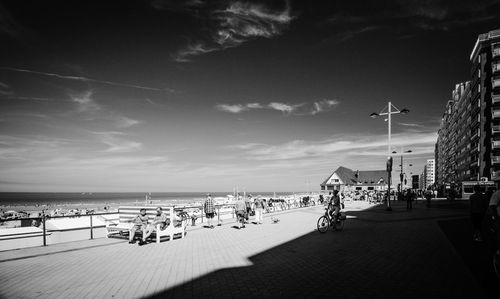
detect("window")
[334,179,339,183]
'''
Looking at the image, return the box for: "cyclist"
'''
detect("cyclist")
[328,190,341,223]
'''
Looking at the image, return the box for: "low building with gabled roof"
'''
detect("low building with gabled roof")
[320,166,387,192]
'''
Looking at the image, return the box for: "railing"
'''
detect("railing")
[0,199,316,249]
[492,156,500,164]
[493,125,500,134]
[493,48,500,58]
[493,141,500,148]
[493,64,500,73]
[0,211,119,248]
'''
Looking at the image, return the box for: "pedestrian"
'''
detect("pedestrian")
[425,189,432,207]
[204,193,215,229]
[234,196,246,229]
[253,196,264,224]
[406,189,413,210]
[469,185,487,242]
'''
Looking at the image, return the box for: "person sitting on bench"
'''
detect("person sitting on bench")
[129,208,148,244]
[141,207,169,245]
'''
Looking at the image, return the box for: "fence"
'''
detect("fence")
[0,199,316,250]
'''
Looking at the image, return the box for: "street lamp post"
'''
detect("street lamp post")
[370,102,409,211]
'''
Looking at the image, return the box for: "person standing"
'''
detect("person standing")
[204,194,216,229]
[406,189,413,210]
[254,197,264,224]
[469,185,487,242]
[234,196,247,229]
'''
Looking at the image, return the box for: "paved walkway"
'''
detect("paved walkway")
[0,200,497,298]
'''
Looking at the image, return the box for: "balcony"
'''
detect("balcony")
[470,131,480,140]
[493,79,500,89]
[493,141,500,148]
[494,64,500,73]
[493,125,500,134]
[494,48,500,58]
[492,156,500,164]
[493,110,500,119]
[493,95,500,104]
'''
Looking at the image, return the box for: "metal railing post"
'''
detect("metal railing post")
[42,215,47,246]
[90,215,94,240]
[201,206,204,224]
[217,206,220,225]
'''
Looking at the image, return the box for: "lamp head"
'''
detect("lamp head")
[400,108,410,114]
[370,112,379,118]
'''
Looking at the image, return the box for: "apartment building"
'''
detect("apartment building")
[435,29,500,190]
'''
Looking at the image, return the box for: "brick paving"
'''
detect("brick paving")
[0,200,497,298]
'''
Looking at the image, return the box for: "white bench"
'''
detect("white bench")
[105,206,186,243]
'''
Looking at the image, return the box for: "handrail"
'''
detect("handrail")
[0,200,316,248]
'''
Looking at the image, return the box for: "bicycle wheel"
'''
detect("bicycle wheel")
[317,216,330,233]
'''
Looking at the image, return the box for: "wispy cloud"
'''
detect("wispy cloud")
[323,0,500,40]
[172,1,294,62]
[91,131,143,153]
[216,99,340,115]
[0,67,173,92]
[215,104,250,113]
[233,132,436,161]
[0,81,12,96]
[310,99,340,115]
[398,122,424,128]
[69,90,142,128]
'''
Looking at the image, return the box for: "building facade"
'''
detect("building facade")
[320,166,387,192]
[426,159,435,187]
[435,29,500,190]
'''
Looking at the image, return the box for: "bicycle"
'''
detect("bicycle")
[317,207,346,233]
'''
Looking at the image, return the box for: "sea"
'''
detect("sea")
[0,192,296,209]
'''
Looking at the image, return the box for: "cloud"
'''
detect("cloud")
[71,90,101,113]
[0,81,13,96]
[69,90,142,128]
[114,116,142,128]
[267,102,299,114]
[91,131,143,153]
[323,0,500,40]
[0,67,172,92]
[215,104,249,113]
[310,99,340,115]
[216,99,339,115]
[173,1,294,62]
[398,122,424,128]
[233,132,437,161]
[172,43,217,62]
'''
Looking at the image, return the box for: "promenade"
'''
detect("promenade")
[0,200,497,298]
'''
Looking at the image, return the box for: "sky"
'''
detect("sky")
[0,0,499,192]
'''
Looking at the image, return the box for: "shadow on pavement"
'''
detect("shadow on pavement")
[146,202,495,299]
[438,217,498,298]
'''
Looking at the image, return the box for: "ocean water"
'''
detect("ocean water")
[0,192,294,208]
